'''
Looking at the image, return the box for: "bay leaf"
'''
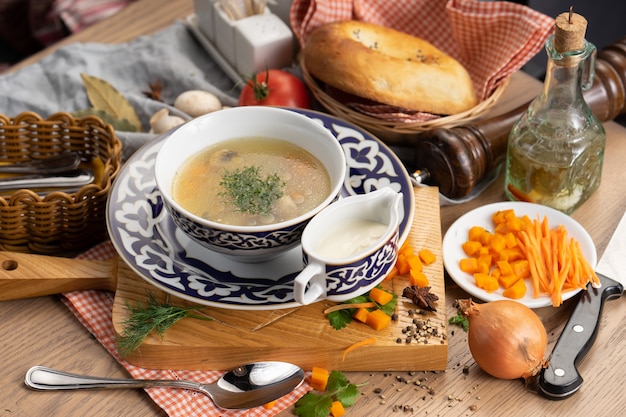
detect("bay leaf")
[80,73,142,131]
[72,108,138,132]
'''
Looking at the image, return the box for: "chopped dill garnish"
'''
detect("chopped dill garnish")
[219,165,285,215]
[117,293,211,357]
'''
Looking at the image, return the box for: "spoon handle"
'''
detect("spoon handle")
[25,366,203,392]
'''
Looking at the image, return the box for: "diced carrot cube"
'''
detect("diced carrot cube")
[352,307,370,323]
[512,259,530,279]
[366,309,391,330]
[410,270,429,287]
[468,226,486,241]
[408,254,423,273]
[369,287,393,305]
[459,257,479,274]
[496,260,514,276]
[396,253,410,274]
[330,400,346,417]
[418,249,437,265]
[503,278,527,299]
[310,367,329,391]
[462,241,482,256]
[504,232,518,248]
[490,233,506,252]
[474,273,499,292]
[498,274,520,289]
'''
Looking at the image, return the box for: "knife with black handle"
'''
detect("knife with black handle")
[539,211,626,399]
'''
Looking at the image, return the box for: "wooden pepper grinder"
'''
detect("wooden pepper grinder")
[411,35,626,200]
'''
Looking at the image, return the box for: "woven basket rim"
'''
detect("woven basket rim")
[0,111,123,253]
[0,111,122,205]
[301,61,510,135]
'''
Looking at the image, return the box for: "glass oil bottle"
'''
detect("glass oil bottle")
[504,10,606,214]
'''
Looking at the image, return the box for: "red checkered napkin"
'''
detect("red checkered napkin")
[62,241,309,417]
[291,0,554,120]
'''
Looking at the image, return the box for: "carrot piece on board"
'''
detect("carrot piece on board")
[352,307,370,323]
[418,248,437,265]
[407,254,423,273]
[342,337,377,361]
[369,287,393,306]
[366,309,391,331]
[396,253,410,274]
[410,270,429,287]
[330,400,346,417]
[310,367,330,391]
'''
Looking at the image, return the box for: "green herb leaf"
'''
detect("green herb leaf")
[326,287,396,330]
[117,293,211,357]
[294,370,361,417]
[219,165,285,215]
[294,392,333,417]
[449,312,469,332]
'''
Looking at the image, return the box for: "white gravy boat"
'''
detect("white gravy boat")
[294,187,403,305]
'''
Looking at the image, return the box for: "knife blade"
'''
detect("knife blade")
[539,210,626,399]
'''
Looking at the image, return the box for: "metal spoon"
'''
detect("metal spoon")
[25,362,304,410]
[0,169,94,190]
[0,153,81,175]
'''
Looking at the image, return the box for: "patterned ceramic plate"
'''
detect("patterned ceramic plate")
[106,108,414,310]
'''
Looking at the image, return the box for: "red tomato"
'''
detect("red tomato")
[238,69,310,109]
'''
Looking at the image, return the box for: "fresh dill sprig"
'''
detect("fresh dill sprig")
[219,165,284,215]
[117,293,211,357]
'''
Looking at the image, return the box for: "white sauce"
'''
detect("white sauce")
[315,219,388,259]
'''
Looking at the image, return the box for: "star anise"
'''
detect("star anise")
[402,286,439,312]
[143,79,163,102]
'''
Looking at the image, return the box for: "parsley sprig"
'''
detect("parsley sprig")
[295,371,361,417]
[117,293,212,357]
[219,165,284,215]
[327,287,397,330]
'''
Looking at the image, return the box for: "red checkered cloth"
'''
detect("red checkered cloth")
[62,241,309,417]
[290,0,555,122]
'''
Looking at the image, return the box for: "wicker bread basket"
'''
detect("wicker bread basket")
[301,59,509,137]
[0,112,122,254]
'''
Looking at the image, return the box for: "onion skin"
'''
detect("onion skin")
[458,299,547,380]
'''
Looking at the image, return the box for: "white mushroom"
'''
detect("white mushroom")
[174,90,222,117]
[149,108,185,134]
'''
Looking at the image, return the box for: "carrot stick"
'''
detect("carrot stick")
[323,302,376,314]
[342,337,377,361]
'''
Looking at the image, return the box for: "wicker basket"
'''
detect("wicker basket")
[301,59,509,137]
[0,112,122,254]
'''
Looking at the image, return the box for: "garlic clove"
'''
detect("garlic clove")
[174,90,222,117]
[150,108,185,134]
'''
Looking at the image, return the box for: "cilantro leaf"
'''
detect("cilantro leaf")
[294,392,333,417]
[449,312,469,332]
[326,288,396,330]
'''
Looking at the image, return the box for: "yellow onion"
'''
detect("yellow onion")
[458,298,547,380]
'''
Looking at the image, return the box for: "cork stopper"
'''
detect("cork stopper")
[554,8,587,52]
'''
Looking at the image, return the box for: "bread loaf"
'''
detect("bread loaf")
[303,21,478,115]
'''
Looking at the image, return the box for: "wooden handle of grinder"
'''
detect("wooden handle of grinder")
[412,36,626,199]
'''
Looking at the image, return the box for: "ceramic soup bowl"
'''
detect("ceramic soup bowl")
[154,106,347,262]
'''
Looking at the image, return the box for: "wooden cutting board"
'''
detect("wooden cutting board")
[0,186,446,372]
[112,186,447,372]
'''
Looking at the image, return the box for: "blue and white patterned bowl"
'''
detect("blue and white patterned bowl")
[154,106,347,262]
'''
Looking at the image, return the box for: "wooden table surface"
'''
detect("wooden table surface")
[3,1,626,416]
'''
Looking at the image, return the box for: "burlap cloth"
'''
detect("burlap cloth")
[290,0,555,122]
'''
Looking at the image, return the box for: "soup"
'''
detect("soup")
[172,137,331,226]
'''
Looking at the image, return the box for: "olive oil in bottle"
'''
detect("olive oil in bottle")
[504,10,605,214]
